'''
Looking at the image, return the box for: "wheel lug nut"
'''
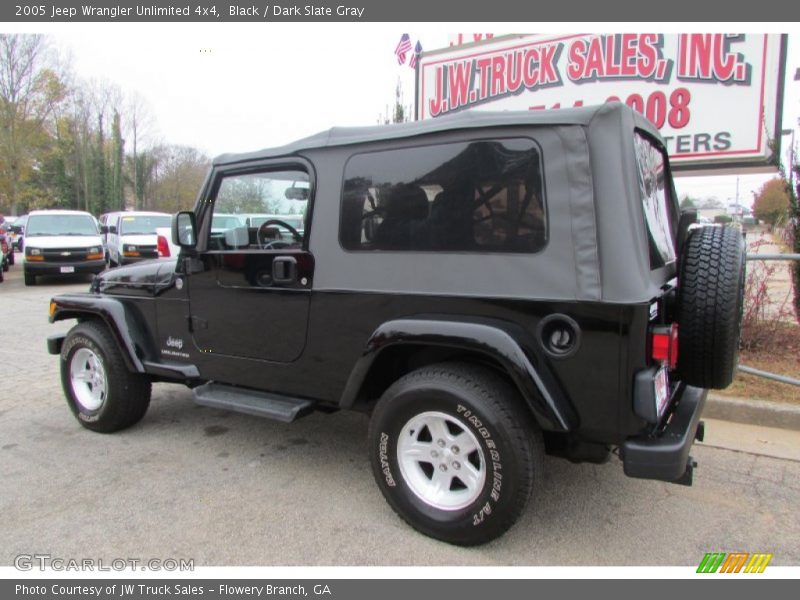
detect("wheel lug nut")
[439,464,447,472]
[451,446,460,454]
[431,450,438,458]
[437,439,445,448]
[453,461,461,470]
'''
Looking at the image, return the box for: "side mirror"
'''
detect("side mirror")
[109,225,118,234]
[100,225,109,234]
[172,211,197,249]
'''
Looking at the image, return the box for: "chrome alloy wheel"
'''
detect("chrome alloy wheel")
[69,347,108,411]
[397,411,486,511]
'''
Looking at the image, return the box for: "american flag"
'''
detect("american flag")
[408,41,423,69]
[395,33,412,65]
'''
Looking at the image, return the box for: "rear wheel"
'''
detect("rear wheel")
[60,320,152,433]
[368,362,542,546]
[7,251,14,265]
[676,225,746,389]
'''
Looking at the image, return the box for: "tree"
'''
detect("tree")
[149,145,210,213]
[125,92,156,209]
[679,195,696,209]
[698,197,723,209]
[752,177,791,227]
[0,34,67,214]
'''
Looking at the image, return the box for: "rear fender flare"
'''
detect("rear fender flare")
[340,318,577,432]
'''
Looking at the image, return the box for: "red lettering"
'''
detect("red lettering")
[637,34,659,78]
[428,66,444,117]
[620,34,637,76]
[447,61,472,110]
[584,38,604,78]
[523,49,540,88]
[567,39,587,81]
[604,36,620,77]
[713,34,737,80]
[539,45,560,84]
[490,56,506,96]
[475,58,492,99]
[506,51,523,93]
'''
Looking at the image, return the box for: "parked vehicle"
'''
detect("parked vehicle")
[0,233,9,281]
[0,220,15,268]
[9,214,27,251]
[103,211,172,267]
[48,104,746,546]
[23,210,105,286]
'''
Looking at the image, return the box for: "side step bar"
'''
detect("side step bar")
[193,382,315,423]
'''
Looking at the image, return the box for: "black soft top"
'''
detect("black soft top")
[214,102,663,166]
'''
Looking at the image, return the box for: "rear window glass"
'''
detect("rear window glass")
[634,132,676,268]
[340,138,547,253]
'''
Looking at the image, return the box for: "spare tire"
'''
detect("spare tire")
[675,225,746,389]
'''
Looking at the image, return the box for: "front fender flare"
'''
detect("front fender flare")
[49,294,150,373]
[340,318,577,432]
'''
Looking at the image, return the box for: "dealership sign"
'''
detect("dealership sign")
[416,34,786,171]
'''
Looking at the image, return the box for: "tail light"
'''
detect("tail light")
[651,323,679,370]
[157,235,170,258]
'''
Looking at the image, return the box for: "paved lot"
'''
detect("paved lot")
[1,261,799,566]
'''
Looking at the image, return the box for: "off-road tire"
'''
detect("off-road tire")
[676,225,746,389]
[23,270,35,286]
[368,362,543,546]
[60,320,152,433]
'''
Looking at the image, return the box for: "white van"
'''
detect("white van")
[22,210,105,286]
[104,211,172,267]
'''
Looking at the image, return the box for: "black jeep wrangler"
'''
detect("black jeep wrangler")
[48,103,745,546]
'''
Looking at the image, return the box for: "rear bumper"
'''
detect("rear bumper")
[621,384,707,485]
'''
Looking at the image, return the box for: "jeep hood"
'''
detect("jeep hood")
[93,259,177,296]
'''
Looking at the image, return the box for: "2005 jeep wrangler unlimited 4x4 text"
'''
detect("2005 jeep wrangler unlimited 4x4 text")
[48,103,745,546]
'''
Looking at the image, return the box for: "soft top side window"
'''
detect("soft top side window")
[340,138,547,254]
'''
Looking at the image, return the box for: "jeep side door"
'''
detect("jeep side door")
[183,161,313,364]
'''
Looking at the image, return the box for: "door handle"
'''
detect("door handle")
[272,256,297,285]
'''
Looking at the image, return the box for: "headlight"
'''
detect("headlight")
[123,244,137,252]
[27,247,41,256]
[88,247,100,254]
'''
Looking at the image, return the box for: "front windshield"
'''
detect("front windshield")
[26,215,98,236]
[119,215,171,235]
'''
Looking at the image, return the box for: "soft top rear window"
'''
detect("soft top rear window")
[634,132,677,268]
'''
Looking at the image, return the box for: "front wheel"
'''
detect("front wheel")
[368,362,542,546]
[60,320,152,433]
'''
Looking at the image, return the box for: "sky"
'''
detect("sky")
[6,23,800,208]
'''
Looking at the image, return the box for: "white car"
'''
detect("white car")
[22,210,105,286]
[104,211,172,267]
